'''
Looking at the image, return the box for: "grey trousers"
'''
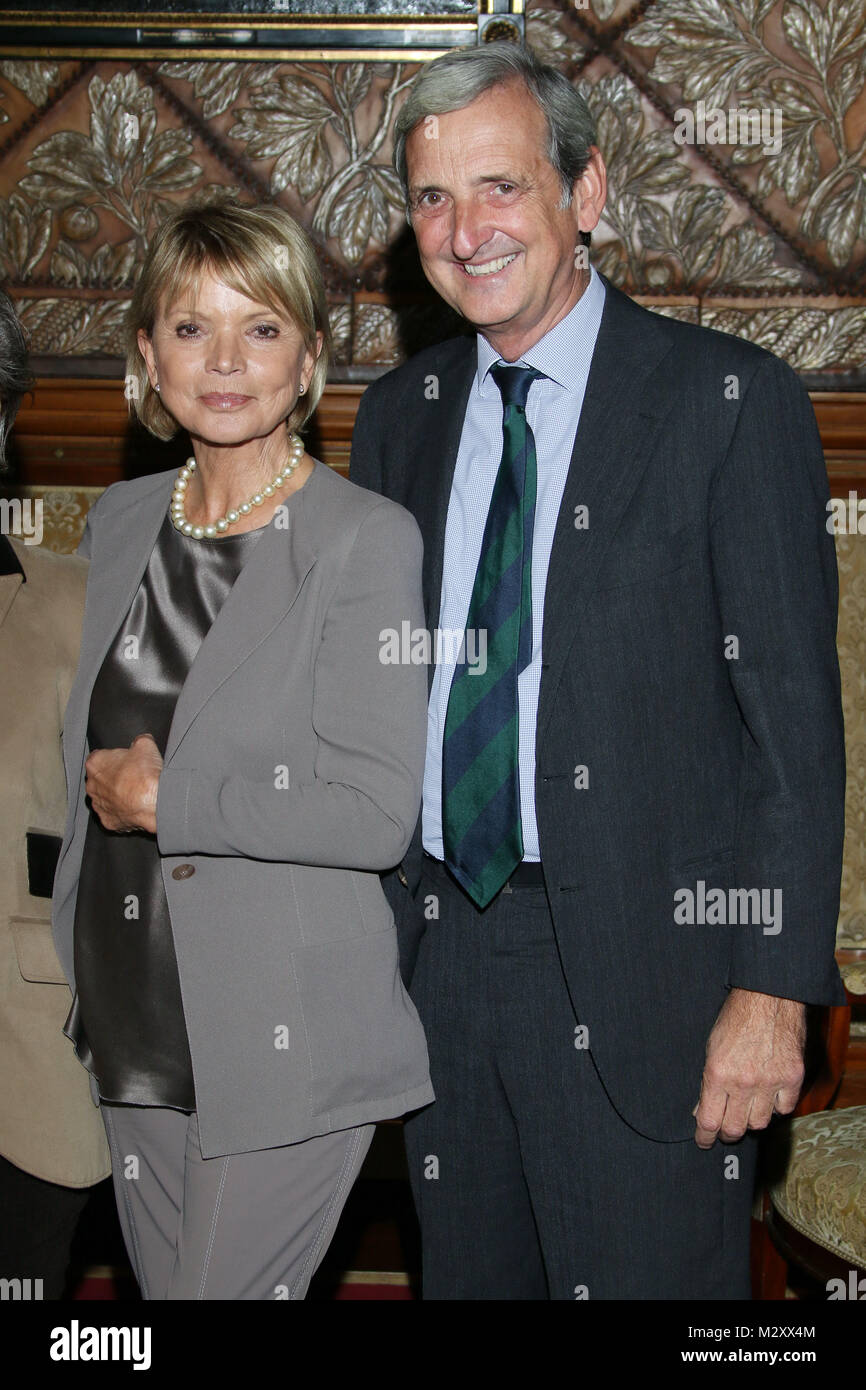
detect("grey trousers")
[101,1104,374,1300]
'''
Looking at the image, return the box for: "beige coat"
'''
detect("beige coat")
[0,535,110,1187]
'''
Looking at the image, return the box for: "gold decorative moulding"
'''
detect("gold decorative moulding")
[0,7,482,62]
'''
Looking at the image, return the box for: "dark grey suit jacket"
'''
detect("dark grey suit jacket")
[349,275,846,1143]
[52,459,434,1158]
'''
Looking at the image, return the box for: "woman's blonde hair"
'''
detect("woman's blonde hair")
[126,196,331,441]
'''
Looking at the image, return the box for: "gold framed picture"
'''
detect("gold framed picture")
[0,5,490,62]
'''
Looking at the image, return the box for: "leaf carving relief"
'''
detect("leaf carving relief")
[0,60,60,124]
[627,0,866,271]
[584,72,801,291]
[227,62,412,264]
[0,3,861,365]
[17,297,128,355]
[701,304,866,369]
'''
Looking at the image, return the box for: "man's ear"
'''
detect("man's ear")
[573,147,607,237]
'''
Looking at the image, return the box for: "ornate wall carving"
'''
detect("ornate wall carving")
[0,0,863,374]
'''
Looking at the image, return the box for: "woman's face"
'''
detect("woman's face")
[137,267,321,454]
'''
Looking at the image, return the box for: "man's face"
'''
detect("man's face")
[404,79,604,359]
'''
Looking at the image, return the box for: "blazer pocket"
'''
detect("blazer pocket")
[670,848,736,888]
[593,525,694,593]
[293,924,425,1118]
[673,847,735,873]
[10,915,69,984]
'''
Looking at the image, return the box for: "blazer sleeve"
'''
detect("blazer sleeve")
[155,499,428,871]
[708,353,846,1005]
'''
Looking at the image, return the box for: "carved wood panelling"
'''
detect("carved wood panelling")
[0,1,863,379]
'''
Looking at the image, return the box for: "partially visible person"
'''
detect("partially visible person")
[0,287,111,1299]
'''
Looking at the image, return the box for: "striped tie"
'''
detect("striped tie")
[442,362,543,909]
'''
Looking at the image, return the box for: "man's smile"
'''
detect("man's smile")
[459,253,519,277]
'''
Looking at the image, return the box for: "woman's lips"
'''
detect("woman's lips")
[199,393,252,408]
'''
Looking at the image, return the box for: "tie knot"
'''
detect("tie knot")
[489,362,544,411]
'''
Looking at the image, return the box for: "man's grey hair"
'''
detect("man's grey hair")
[0,289,33,471]
[393,40,597,225]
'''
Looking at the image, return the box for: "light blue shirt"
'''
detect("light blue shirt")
[422,264,606,861]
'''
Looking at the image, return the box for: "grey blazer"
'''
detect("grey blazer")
[52,458,434,1158]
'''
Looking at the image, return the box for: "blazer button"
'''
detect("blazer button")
[171,864,196,880]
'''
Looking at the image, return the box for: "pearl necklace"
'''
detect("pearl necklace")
[170,433,305,539]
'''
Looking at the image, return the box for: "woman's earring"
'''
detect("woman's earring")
[155,383,161,393]
[298,383,305,395]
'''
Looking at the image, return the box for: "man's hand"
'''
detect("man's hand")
[693,987,806,1149]
[85,733,163,835]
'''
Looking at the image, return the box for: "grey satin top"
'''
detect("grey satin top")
[64,510,266,1110]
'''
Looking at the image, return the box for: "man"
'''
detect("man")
[349,42,845,1299]
[0,288,111,1297]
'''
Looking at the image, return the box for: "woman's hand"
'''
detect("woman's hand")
[85,733,163,835]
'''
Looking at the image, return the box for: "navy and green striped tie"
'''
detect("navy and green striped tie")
[442,362,543,909]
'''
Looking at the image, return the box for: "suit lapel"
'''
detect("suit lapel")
[404,338,475,688]
[0,573,23,628]
[0,536,25,627]
[63,475,169,806]
[164,475,317,763]
[78,475,172,704]
[71,467,317,775]
[536,281,675,740]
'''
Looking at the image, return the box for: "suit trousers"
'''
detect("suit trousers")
[100,1103,373,1300]
[402,857,757,1300]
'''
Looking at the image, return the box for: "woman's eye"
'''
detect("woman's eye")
[252,324,279,338]
[175,322,199,338]
[495,183,515,195]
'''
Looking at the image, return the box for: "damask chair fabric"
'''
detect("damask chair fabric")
[768,1106,866,1270]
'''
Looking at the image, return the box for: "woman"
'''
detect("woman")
[51,198,434,1300]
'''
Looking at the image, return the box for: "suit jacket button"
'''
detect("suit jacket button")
[171,864,195,880]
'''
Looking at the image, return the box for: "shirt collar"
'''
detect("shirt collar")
[476,261,605,394]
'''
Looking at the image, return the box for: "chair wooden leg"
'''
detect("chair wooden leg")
[751,1194,789,1300]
